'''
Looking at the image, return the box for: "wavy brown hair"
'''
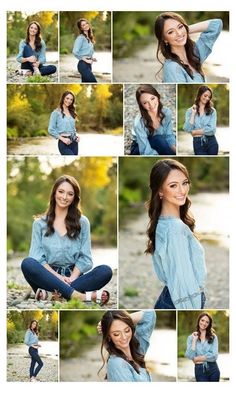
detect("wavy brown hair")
[29,320,39,335]
[37,175,82,239]
[25,21,42,52]
[98,311,147,379]
[59,91,77,119]
[145,159,195,254]
[154,12,204,80]
[196,312,216,344]
[136,84,165,136]
[77,18,95,43]
[195,85,214,116]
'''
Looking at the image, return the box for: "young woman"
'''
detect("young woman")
[98,310,156,382]
[183,85,218,155]
[154,13,222,83]
[146,159,207,309]
[48,91,80,155]
[21,175,112,306]
[72,18,97,83]
[185,312,220,382]
[24,320,43,382]
[130,84,176,156]
[16,21,57,76]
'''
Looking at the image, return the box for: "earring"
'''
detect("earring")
[165,42,168,47]
[159,194,163,199]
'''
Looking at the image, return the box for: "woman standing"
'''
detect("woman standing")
[130,84,176,155]
[154,13,222,83]
[183,85,218,155]
[48,91,80,155]
[73,18,97,83]
[24,320,43,382]
[21,175,112,306]
[185,312,220,382]
[146,159,207,309]
[98,310,156,382]
[16,21,57,76]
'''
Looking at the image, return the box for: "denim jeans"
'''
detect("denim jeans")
[77,60,97,82]
[195,362,220,382]
[154,286,206,309]
[193,135,219,155]
[130,135,175,155]
[29,347,44,378]
[21,44,57,76]
[58,139,78,155]
[21,257,112,300]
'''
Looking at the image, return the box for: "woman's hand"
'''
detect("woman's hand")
[82,57,93,64]
[92,57,97,62]
[191,104,197,115]
[59,136,71,145]
[192,331,198,341]
[76,134,80,142]
[27,55,37,63]
[97,321,102,335]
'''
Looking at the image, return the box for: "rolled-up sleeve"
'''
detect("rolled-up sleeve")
[203,110,217,135]
[163,109,176,146]
[183,109,195,133]
[195,19,223,63]
[16,40,25,63]
[135,310,156,355]
[38,40,46,64]
[133,117,159,155]
[48,110,60,139]
[29,220,47,265]
[74,216,93,273]
[185,335,196,359]
[73,36,84,60]
[205,336,218,361]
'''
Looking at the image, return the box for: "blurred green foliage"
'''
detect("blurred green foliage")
[60,11,111,54]
[113,11,229,58]
[178,310,229,357]
[178,84,229,129]
[7,157,117,253]
[7,310,58,344]
[7,11,58,56]
[7,84,123,138]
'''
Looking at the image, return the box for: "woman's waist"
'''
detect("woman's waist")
[50,263,75,276]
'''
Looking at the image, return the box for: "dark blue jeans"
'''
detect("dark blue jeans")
[77,60,97,82]
[193,135,219,155]
[21,257,112,300]
[58,139,79,155]
[130,135,175,155]
[195,362,220,382]
[29,347,43,378]
[154,286,206,309]
[21,44,57,76]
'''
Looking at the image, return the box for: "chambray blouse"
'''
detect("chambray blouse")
[107,310,156,382]
[185,335,218,362]
[163,19,223,83]
[29,215,93,274]
[152,216,207,309]
[16,39,46,65]
[73,34,94,60]
[48,109,76,139]
[24,329,39,347]
[132,107,176,156]
[184,108,217,136]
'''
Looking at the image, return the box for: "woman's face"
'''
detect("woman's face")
[159,169,190,208]
[109,320,132,352]
[199,316,210,331]
[199,90,211,106]
[31,321,37,329]
[140,93,159,113]
[55,181,75,209]
[163,18,187,48]
[29,23,38,36]
[63,94,74,107]
[80,20,90,32]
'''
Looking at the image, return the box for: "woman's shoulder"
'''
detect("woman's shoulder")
[108,355,129,367]
[162,106,172,117]
[134,114,143,126]
[80,215,90,226]
[33,216,47,227]
[164,59,182,71]
[157,217,189,236]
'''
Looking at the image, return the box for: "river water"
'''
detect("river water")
[8,340,59,360]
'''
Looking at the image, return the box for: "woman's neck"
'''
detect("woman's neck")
[199,329,206,339]
[161,203,180,218]
[170,46,188,63]
[55,205,68,219]
[62,105,70,114]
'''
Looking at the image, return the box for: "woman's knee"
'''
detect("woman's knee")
[21,257,37,272]
[100,265,113,281]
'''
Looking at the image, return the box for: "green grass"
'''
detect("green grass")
[124,287,139,297]
[52,298,100,310]
[27,75,52,83]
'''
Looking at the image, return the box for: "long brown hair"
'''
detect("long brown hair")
[29,320,39,335]
[196,312,215,343]
[195,85,214,116]
[98,311,147,379]
[59,91,77,119]
[136,84,165,136]
[154,12,204,80]
[38,175,82,239]
[77,18,95,43]
[145,159,195,254]
[25,21,42,52]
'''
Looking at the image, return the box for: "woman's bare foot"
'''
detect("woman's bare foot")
[71,290,109,305]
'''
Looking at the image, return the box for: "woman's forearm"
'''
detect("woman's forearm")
[188,20,210,34]
[44,263,62,280]
[192,129,204,136]
[130,311,144,326]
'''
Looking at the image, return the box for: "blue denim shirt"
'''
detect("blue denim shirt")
[24,329,39,347]
[29,215,93,273]
[73,34,94,60]
[185,334,218,362]
[152,216,207,309]
[163,19,223,82]
[107,311,156,382]
[132,107,176,155]
[48,109,76,139]
[184,108,217,136]
[16,39,46,64]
